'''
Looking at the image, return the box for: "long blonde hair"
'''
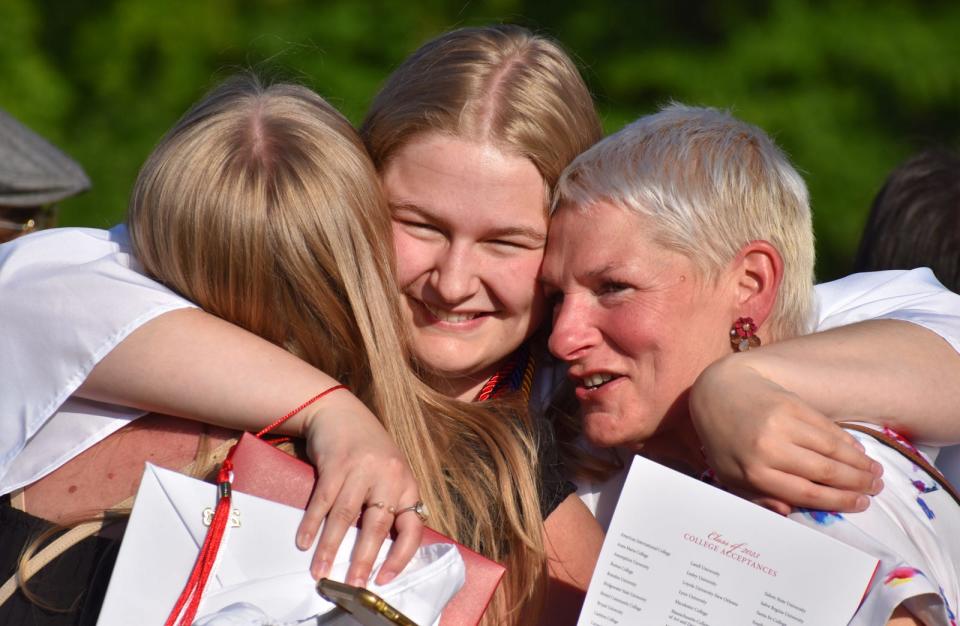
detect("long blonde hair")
[362,24,602,203]
[127,74,544,622]
[359,25,603,619]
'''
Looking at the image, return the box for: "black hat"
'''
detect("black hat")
[0,108,90,207]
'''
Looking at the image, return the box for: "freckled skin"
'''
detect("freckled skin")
[25,415,234,525]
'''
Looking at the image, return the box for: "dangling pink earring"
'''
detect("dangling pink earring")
[730,317,761,352]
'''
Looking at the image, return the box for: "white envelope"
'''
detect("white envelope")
[97,464,464,625]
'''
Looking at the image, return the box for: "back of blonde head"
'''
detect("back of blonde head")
[130,76,393,384]
[556,104,816,340]
[128,75,546,624]
[361,24,602,199]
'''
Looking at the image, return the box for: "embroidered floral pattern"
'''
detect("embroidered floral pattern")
[796,508,844,526]
[917,496,936,520]
[882,427,922,456]
[884,566,924,587]
[789,427,960,625]
[940,585,957,626]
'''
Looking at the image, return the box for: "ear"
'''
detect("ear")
[728,240,783,330]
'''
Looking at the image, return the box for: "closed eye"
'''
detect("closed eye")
[484,225,546,252]
[488,238,537,250]
[397,220,442,235]
[597,281,632,296]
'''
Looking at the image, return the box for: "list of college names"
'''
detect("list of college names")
[582,529,810,626]
[587,532,657,623]
[577,457,876,626]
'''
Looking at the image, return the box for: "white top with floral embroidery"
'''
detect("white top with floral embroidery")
[790,425,959,626]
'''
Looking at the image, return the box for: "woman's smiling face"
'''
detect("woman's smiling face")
[383,133,549,398]
[542,201,736,449]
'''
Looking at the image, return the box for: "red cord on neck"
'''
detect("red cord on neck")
[164,383,347,626]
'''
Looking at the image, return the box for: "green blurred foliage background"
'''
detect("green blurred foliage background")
[2,0,958,279]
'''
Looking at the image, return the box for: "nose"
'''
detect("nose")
[429,242,480,304]
[548,294,599,362]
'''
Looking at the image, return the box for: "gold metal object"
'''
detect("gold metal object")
[317,578,419,625]
[202,507,242,528]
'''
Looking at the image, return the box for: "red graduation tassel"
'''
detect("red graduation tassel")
[164,456,236,626]
[162,384,347,625]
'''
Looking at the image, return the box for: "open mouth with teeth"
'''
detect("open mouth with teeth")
[422,302,486,324]
[580,373,620,390]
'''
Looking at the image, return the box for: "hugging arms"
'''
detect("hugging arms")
[3,25,960,626]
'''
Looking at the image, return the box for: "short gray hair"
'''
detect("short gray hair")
[554,104,815,340]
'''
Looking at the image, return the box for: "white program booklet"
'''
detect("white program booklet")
[578,456,879,626]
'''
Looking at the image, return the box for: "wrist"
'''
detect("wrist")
[690,355,780,425]
[252,383,350,439]
[691,356,748,414]
[297,385,362,439]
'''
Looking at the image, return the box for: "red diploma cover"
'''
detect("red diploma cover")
[229,433,505,625]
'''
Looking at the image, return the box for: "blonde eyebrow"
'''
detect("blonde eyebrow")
[390,202,546,243]
[585,263,620,279]
[388,201,423,212]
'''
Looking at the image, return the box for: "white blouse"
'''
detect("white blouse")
[791,426,960,626]
[0,226,196,494]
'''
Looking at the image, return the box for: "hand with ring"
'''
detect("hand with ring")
[393,501,428,522]
[295,389,424,587]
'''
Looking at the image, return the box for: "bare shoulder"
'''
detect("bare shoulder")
[537,494,604,625]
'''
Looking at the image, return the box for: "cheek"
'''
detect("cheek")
[523,287,547,329]
[392,226,431,287]
[602,311,658,357]
[492,253,544,314]
[651,317,722,402]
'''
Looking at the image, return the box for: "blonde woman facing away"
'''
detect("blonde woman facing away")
[0,74,547,625]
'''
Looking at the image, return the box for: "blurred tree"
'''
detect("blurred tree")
[547,0,960,278]
[1,0,957,277]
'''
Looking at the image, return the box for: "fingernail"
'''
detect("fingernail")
[855,495,869,511]
[377,570,397,585]
[297,531,313,550]
[871,461,884,477]
[853,440,865,452]
[348,576,366,588]
[312,560,329,580]
[871,478,883,493]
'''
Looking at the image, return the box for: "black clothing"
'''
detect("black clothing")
[536,414,577,518]
[0,494,120,626]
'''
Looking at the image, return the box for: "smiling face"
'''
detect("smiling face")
[542,201,737,451]
[383,133,549,399]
